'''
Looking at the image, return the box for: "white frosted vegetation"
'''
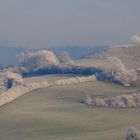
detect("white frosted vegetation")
[0,67,138,108]
[126,127,140,140]
[0,73,96,107]
[0,70,24,93]
[97,56,137,86]
[132,35,140,45]
[54,75,96,86]
[86,94,140,108]
[17,50,59,71]
[0,86,29,106]
[57,51,74,65]
[17,50,137,86]
[0,81,50,107]
[85,95,92,105]
[27,81,50,91]
[0,69,50,106]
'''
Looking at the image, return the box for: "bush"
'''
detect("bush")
[126,127,140,140]
[0,70,24,93]
[132,35,140,45]
[85,95,92,105]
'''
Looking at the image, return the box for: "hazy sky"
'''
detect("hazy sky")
[0,0,140,48]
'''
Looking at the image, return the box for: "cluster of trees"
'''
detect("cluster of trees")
[17,50,59,71]
[57,51,74,64]
[17,50,137,86]
[21,56,137,87]
[85,93,140,108]
[96,56,137,86]
[17,50,74,72]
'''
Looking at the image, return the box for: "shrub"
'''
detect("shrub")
[132,35,140,45]
[86,94,140,108]
[85,95,92,105]
[0,70,24,93]
[126,127,140,140]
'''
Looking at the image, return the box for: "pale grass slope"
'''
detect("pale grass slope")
[78,45,140,69]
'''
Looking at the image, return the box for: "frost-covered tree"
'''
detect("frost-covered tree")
[132,35,140,45]
[97,56,137,86]
[57,51,74,64]
[17,50,59,71]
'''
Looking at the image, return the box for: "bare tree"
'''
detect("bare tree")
[57,51,74,64]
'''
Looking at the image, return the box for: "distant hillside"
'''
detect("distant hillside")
[78,45,140,69]
[0,46,108,66]
[49,46,108,59]
[0,47,24,66]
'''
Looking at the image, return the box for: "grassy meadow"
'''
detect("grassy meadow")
[0,80,140,140]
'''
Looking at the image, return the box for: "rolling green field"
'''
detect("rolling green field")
[0,80,140,140]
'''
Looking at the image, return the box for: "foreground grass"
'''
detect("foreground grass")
[0,80,140,140]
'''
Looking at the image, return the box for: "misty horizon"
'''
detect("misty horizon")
[0,0,140,48]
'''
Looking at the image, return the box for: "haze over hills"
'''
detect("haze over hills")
[49,46,108,59]
[0,46,25,66]
[78,45,140,69]
[0,46,108,66]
